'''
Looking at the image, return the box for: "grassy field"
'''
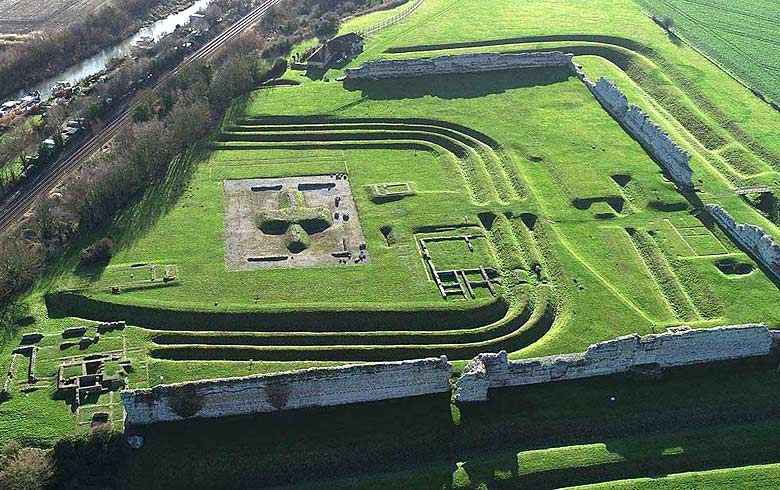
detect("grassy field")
[1,0,780,487]
[637,0,780,103]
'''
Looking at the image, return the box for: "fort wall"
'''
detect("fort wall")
[707,204,780,278]
[344,51,575,80]
[454,325,771,402]
[586,76,694,189]
[122,356,453,425]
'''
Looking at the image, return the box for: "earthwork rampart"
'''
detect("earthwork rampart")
[586,76,694,189]
[344,51,574,80]
[454,325,772,402]
[707,204,780,279]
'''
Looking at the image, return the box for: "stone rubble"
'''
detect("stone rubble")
[344,51,575,80]
[585,76,694,189]
[454,324,771,402]
[122,356,452,425]
[707,204,780,278]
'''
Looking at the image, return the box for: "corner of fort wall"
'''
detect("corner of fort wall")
[454,324,772,402]
[706,204,780,278]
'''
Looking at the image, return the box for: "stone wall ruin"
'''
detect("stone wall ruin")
[454,324,771,402]
[707,204,780,278]
[585,77,694,190]
[122,325,776,424]
[344,51,575,80]
[122,356,453,425]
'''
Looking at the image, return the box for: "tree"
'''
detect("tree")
[313,11,340,41]
[0,238,43,302]
[79,237,114,265]
[0,447,54,490]
[46,104,69,147]
[33,196,78,255]
[659,16,674,32]
[167,96,212,151]
[4,125,33,167]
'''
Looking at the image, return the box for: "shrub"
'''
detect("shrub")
[0,448,54,490]
[52,427,125,488]
[79,238,114,265]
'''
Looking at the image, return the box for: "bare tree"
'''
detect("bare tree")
[46,104,69,146]
[0,448,55,490]
[4,125,34,167]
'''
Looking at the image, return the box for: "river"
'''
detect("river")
[13,0,213,101]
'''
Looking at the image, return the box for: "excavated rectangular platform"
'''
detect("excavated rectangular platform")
[223,175,369,271]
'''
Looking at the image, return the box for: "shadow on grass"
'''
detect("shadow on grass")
[0,301,31,348]
[343,67,573,101]
[121,357,780,490]
[110,149,201,251]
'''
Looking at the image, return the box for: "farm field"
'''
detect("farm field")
[1,0,780,487]
[0,0,109,34]
[638,0,780,104]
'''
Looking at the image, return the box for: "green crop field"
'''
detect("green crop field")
[638,0,780,104]
[2,0,780,487]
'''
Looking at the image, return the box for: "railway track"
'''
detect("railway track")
[0,0,284,232]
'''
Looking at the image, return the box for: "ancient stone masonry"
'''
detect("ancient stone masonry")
[344,51,575,80]
[585,77,694,190]
[707,204,780,278]
[455,325,772,402]
[122,356,452,425]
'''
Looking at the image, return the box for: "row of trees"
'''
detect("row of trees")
[0,40,264,304]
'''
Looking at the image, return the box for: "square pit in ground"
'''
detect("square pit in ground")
[223,175,368,270]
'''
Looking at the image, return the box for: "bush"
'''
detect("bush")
[52,427,125,488]
[0,448,54,490]
[79,238,114,265]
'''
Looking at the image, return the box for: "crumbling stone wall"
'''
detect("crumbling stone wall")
[344,52,574,80]
[586,77,694,189]
[455,325,771,402]
[122,356,452,425]
[707,204,780,278]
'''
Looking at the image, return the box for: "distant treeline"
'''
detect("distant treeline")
[0,0,176,98]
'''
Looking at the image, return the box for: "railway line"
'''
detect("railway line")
[0,0,284,232]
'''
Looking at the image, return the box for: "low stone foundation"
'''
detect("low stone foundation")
[344,51,574,80]
[122,356,452,425]
[585,76,694,189]
[707,204,780,278]
[454,325,771,402]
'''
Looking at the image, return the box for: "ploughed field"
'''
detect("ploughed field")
[2,0,780,487]
[0,0,109,33]
[638,0,780,104]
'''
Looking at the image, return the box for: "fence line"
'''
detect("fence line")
[358,0,425,36]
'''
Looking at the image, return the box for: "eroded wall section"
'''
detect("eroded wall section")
[455,325,771,402]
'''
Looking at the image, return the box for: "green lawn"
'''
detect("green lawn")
[2,2,780,487]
